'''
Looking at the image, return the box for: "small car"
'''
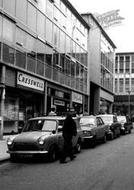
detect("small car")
[117,115,132,134]
[80,115,110,147]
[97,114,121,139]
[7,116,82,162]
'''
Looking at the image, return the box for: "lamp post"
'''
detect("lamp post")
[128,90,131,119]
[0,83,5,140]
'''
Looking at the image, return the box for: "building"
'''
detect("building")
[114,52,134,117]
[0,0,89,135]
[81,13,116,115]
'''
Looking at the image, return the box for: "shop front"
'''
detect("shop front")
[3,71,45,134]
[47,84,71,116]
[72,92,83,115]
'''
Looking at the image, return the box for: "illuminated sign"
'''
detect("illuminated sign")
[94,9,124,28]
[17,72,44,91]
[72,92,82,104]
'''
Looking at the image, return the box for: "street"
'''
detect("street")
[1,131,134,190]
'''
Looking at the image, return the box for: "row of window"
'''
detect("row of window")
[0,14,88,67]
[115,78,134,93]
[115,61,134,73]
[0,42,87,93]
[101,65,113,92]
[0,0,88,50]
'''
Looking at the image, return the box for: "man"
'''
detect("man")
[60,113,77,163]
[48,107,57,116]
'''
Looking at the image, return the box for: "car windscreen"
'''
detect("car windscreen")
[117,116,126,123]
[80,117,96,126]
[23,119,57,132]
[100,116,113,124]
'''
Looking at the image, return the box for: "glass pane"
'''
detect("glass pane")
[27,2,37,32]
[3,18,14,43]
[37,60,44,76]
[0,15,2,38]
[16,0,27,24]
[38,0,46,14]
[45,45,53,65]
[46,0,53,19]
[27,56,36,73]
[16,28,27,47]
[16,50,26,69]
[3,44,14,64]
[37,40,45,62]
[37,11,45,40]
[46,18,53,44]
[0,0,2,8]
[3,0,15,16]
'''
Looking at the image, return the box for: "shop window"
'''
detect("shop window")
[3,44,15,65]
[16,0,27,24]
[37,11,45,40]
[27,2,37,32]
[3,18,15,43]
[3,0,15,16]
[16,50,26,69]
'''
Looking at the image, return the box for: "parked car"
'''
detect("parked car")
[97,114,121,139]
[79,115,111,147]
[7,116,82,162]
[117,115,132,134]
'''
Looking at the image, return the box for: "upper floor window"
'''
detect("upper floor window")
[16,0,27,24]
[46,0,53,19]
[38,0,46,14]
[3,0,16,16]
[27,2,37,32]
[3,18,15,43]
[37,11,45,40]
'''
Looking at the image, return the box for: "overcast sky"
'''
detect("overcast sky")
[69,0,134,53]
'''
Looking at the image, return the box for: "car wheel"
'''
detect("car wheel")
[103,134,107,143]
[75,139,81,153]
[91,136,96,148]
[48,145,57,162]
[128,129,131,134]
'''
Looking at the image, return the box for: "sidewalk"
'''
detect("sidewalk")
[0,136,11,162]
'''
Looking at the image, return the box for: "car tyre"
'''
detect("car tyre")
[48,145,57,162]
[10,154,17,162]
[103,134,107,143]
[75,139,81,153]
[91,136,96,148]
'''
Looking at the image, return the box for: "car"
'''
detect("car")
[7,116,82,162]
[97,114,121,139]
[79,115,110,147]
[117,115,132,134]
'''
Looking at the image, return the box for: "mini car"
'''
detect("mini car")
[7,116,82,162]
[117,115,132,134]
[80,115,110,147]
[97,114,121,139]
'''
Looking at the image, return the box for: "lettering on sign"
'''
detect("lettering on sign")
[54,99,65,106]
[94,9,124,29]
[72,92,82,104]
[17,72,44,91]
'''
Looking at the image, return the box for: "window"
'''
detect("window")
[66,36,71,55]
[125,61,130,73]
[3,44,15,65]
[125,78,129,92]
[37,40,45,62]
[46,18,53,44]
[3,18,15,43]
[0,16,2,39]
[115,78,118,93]
[119,78,123,93]
[16,28,27,48]
[45,45,53,65]
[3,0,15,16]
[37,11,45,40]
[38,0,46,14]
[27,2,37,32]
[59,30,65,53]
[119,61,124,73]
[46,0,53,19]
[16,0,27,24]
[53,25,59,48]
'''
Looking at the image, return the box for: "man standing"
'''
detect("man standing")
[60,113,77,163]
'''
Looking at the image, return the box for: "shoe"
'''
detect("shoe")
[70,155,76,161]
[60,160,67,164]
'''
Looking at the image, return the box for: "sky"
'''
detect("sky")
[69,0,134,53]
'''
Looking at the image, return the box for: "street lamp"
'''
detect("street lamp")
[0,83,5,140]
[128,90,131,119]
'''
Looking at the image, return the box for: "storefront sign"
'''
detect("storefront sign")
[17,72,44,91]
[72,92,82,104]
[54,99,65,106]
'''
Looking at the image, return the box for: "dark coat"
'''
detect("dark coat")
[63,115,77,138]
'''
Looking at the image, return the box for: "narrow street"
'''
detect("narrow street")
[1,131,134,190]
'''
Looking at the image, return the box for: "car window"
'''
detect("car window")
[113,116,117,123]
[100,116,113,125]
[80,117,96,126]
[23,119,57,132]
[97,118,103,126]
[117,116,126,123]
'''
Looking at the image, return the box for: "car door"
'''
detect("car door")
[96,117,105,139]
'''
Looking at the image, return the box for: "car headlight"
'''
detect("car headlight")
[38,137,45,145]
[83,131,92,135]
[7,138,14,146]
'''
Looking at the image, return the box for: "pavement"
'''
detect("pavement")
[0,135,12,162]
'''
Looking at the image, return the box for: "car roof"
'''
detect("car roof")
[97,114,114,117]
[81,115,96,118]
[29,116,78,121]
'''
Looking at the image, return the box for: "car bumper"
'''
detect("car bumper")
[7,150,48,154]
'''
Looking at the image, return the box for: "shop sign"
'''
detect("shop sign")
[72,92,82,104]
[54,99,65,106]
[17,72,44,91]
